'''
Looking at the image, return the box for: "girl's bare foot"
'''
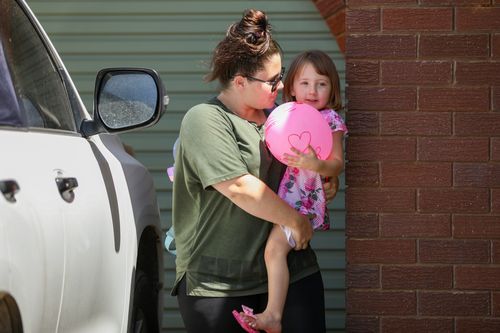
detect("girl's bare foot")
[249,311,282,333]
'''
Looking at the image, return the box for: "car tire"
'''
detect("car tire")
[0,294,23,333]
[131,271,159,333]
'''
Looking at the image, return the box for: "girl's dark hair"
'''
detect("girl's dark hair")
[205,9,282,88]
[282,50,343,111]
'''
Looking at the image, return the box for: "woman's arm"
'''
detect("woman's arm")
[212,174,313,250]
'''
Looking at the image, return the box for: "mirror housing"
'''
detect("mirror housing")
[81,68,167,136]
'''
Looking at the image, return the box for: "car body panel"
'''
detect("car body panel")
[0,0,165,331]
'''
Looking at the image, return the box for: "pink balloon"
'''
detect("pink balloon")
[265,102,332,165]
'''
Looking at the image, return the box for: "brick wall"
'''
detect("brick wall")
[338,0,500,332]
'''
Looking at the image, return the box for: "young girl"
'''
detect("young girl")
[236,50,347,333]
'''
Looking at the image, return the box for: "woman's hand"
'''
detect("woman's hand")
[324,176,339,202]
[290,213,314,251]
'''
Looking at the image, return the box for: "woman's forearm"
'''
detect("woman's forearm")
[212,174,302,228]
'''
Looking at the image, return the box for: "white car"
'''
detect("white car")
[0,0,165,332]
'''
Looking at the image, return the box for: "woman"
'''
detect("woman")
[171,9,328,333]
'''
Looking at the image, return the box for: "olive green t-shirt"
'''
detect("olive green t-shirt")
[171,97,319,297]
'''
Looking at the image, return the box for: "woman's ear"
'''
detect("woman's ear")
[233,75,246,90]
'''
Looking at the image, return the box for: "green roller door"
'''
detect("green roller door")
[29,1,346,331]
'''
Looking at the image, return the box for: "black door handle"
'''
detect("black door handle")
[0,179,20,203]
[55,177,78,203]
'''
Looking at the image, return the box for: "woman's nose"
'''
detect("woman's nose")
[277,80,284,91]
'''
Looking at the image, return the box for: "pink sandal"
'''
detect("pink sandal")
[232,305,258,333]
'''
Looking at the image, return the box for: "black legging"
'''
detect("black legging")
[177,271,326,332]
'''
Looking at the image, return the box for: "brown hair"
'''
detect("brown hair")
[282,50,343,111]
[205,9,282,89]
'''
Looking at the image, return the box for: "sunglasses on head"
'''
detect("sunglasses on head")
[246,67,285,92]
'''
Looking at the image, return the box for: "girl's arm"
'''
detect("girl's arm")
[212,174,313,250]
[283,130,345,179]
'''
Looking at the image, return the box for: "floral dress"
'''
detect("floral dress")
[278,109,347,247]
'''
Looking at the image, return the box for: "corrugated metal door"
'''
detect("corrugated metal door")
[29,1,345,331]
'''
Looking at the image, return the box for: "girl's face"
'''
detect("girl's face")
[244,53,283,110]
[291,62,331,111]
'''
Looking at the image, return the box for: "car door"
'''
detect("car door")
[1,1,124,331]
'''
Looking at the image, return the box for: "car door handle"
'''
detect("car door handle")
[55,177,78,203]
[0,179,20,203]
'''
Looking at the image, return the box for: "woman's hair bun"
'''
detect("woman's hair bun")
[228,9,271,55]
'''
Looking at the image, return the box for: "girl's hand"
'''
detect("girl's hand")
[282,145,319,171]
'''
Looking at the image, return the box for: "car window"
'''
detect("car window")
[0,39,22,127]
[0,0,75,131]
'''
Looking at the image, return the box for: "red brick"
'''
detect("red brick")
[418,137,489,162]
[347,137,416,161]
[347,290,416,315]
[456,266,500,289]
[494,292,500,317]
[419,87,490,111]
[456,7,500,31]
[454,215,500,239]
[347,87,417,111]
[347,239,416,263]
[346,188,416,212]
[346,316,379,333]
[455,113,500,136]
[346,264,380,288]
[381,162,451,187]
[345,162,379,187]
[457,319,500,333]
[348,0,417,6]
[456,62,500,85]
[419,188,489,213]
[494,240,500,264]
[382,265,452,289]
[381,61,452,85]
[494,34,500,58]
[383,8,452,31]
[381,112,451,136]
[494,87,500,111]
[326,9,346,36]
[493,189,500,213]
[493,138,500,161]
[346,61,380,85]
[419,291,490,316]
[420,34,489,58]
[312,0,345,18]
[454,163,500,187]
[380,213,451,238]
[335,34,346,53]
[345,111,379,135]
[382,318,453,333]
[346,35,417,59]
[346,9,380,32]
[419,239,490,264]
[420,0,490,5]
[346,213,380,238]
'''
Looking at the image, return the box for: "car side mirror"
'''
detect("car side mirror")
[81,68,167,136]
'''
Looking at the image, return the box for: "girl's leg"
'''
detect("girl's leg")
[250,224,292,332]
[177,276,263,333]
